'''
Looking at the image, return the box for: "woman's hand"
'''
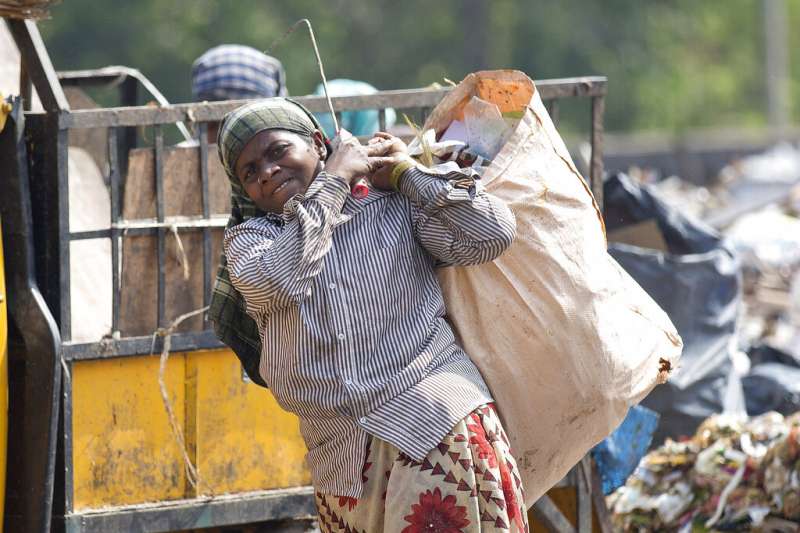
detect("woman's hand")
[366,132,415,190]
[325,130,393,184]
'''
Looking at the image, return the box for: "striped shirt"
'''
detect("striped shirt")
[223,166,516,497]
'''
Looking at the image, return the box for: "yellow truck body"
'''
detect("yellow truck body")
[71,349,310,509]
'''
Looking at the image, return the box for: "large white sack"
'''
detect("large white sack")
[69,147,112,342]
[427,71,683,507]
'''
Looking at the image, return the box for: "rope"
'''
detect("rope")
[152,306,210,493]
[169,224,190,281]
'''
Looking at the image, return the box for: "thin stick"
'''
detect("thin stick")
[152,306,210,493]
[266,18,339,133]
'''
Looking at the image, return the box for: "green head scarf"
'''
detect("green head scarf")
[210,97,326,386]
[217,97,325,181]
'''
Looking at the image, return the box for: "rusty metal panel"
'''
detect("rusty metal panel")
[63,487,316,533]
[190,349,311,494]
[71,348,310,510]
[71,355,188,509]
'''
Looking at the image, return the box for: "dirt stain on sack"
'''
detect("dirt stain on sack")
[557,405,598,429]
[520,448,540,470]
[657,357,672,384]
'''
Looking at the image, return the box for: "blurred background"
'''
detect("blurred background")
[36,0,799,136]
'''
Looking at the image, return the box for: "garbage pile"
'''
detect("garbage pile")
[646,143,800,229]
[607,411,800,532]
[706,144,800,346]
[714,144,800,418]
[729,205,800,380]
[605,141,800,531]
[618,142,800,427]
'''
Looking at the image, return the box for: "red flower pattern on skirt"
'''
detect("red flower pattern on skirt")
[314,403,527,532]
[467,412,498,468]
[402,487,470,533]
[469,407,524,531]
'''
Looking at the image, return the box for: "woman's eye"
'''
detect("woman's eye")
[244,167,256,182]
[270,144,288,159]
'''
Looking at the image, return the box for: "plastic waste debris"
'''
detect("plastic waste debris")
[405,96,520,176]
[608,411,800,531]
[731,142,800,184]
[725,208,800,274]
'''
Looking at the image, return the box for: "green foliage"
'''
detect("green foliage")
[38,0,798,133]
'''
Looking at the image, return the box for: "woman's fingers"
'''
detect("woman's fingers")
[368,132,398,147]
[364,140,394,156]
[367,131,407,156]
[366,156,396,173]
[326,129,405,182]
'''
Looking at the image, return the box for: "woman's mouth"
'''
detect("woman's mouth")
[272,177,293,195]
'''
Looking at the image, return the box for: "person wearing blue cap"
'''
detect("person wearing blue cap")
[191,44,288,143]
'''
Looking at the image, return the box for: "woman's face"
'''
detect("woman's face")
[234,129,326,213]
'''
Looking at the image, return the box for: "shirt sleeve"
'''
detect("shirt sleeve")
[397,166,516,267]
[223,171,350,316]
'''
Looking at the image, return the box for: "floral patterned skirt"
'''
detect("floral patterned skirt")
[314,403,528,532]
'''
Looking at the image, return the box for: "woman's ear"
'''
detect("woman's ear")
[311,130,328,160]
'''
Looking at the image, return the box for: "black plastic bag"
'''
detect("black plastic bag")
[743,343,800,416]
[604,173,745,444]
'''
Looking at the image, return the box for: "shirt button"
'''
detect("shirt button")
[337,333,345,341]
[328,282,336,290]
[359,417,367,424]
[344,379,353,386]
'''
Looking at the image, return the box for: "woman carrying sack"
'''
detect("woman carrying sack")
[210,97,528,532]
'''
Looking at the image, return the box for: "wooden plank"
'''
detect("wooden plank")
[118,146,229,337]
[591,460,613,533]
[606,219,668,252]
[529,460,612,533]
[590,95,606,209]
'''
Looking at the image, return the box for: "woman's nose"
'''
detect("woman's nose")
[256,160,280,184]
